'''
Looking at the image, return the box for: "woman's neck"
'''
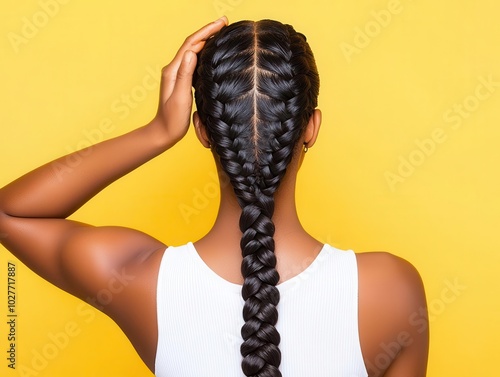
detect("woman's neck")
[194,174,323,284]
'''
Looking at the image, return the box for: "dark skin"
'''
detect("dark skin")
[0,17,428,376]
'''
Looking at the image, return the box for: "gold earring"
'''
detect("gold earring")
[303,143,309,153]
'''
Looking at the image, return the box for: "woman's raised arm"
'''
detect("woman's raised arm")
[0,16,228,297]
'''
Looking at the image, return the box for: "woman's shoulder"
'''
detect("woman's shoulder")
[355,251,429,374]
[356,251,425,294]
[355,251,426,321]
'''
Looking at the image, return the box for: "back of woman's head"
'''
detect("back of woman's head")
[193,19,319,377]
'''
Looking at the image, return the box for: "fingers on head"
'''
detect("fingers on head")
[184,17,227,51]
[163,18,227,78]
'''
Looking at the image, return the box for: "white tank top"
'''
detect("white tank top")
[155,242,368,376]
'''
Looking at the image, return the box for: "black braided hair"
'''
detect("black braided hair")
[193,20,319,377]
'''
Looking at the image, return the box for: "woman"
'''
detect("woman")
[0,17,428,376]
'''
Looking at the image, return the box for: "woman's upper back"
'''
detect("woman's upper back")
[155,242,368,376]
[100,236,427,376]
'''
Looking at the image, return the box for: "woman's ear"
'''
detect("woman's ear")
[303,109,322,149]
[193,112,211,148]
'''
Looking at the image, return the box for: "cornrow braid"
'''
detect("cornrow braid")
[194,19,319,377]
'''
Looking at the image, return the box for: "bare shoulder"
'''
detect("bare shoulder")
[60,225,166,299]
[60,225,166,371]
[356,251,426,308]
[355,252,429,376]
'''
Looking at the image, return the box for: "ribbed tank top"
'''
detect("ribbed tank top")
[155,242,368,376]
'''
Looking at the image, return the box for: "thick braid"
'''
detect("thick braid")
[194,20,319,377]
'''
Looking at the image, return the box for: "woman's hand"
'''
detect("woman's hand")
[150,16,228,146]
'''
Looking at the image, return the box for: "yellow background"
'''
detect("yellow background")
[1,0,498,376]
